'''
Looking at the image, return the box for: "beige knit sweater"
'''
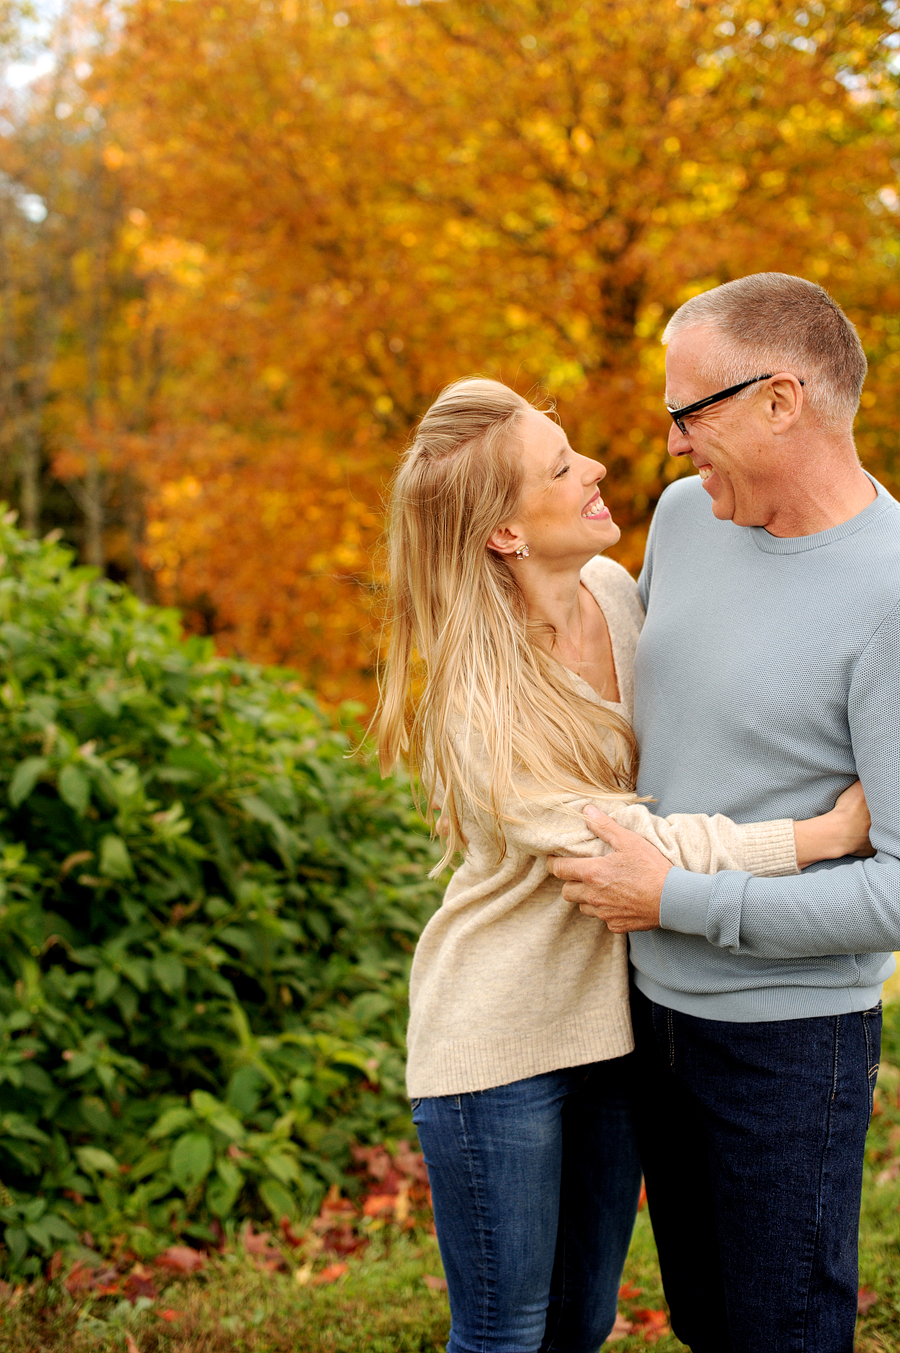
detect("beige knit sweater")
[405,555,800,1098]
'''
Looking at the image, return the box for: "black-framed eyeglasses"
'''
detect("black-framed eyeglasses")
[666,373,804,435]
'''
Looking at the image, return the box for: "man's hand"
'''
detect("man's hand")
[547,807,673,932]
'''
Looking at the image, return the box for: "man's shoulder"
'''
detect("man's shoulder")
[654,474,710,520]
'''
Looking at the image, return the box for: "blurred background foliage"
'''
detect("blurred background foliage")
[0,0,899,700]
[0,514,441,1273]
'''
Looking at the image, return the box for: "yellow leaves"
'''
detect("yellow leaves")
[504,305,531,331]
[102,144,125,169]
[50,0,895,699]
[261,367,289,393]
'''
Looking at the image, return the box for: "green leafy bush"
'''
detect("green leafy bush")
[0,513,440,1273]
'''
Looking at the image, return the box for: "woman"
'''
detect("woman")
[375,379,869,1353]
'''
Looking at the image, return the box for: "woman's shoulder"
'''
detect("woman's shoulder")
[580,554,644,623]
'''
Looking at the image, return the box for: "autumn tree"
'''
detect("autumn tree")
[7,0,900,700]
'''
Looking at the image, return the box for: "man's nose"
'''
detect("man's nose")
[667,421,692,458]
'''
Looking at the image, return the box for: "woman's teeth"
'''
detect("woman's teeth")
[583,495,606,518]
[698,466,714,481]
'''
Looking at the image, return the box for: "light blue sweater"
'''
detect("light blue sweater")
[630,474,900,1021]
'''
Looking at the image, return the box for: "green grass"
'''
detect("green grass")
[1,1002,899,1353]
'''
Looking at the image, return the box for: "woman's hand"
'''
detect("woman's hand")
[793,781,874,869]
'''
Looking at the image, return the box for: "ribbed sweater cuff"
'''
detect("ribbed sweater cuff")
[659,867,714,936]
[735,819,799,876]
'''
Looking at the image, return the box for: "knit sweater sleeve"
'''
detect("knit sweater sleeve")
[464,778,798,878]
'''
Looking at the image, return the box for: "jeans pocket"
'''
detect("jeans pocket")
[862,1001,883,1121]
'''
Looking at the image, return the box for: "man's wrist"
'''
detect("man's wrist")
[658,867,715,936]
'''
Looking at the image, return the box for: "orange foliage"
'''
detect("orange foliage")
[11,0,900,700]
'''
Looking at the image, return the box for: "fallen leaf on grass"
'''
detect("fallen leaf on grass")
[125,1335,141,1353]
[123,1264,158,1304]
[241,1222,287,1271]
[294,1263,314,1286]
[157,1309,183,1322]
[310,1262,349,1285]
[607,1311,634,1340]
[631,1308,671,1343]
[637,1181,647,1211]
[618,1281,643,1299]
[362,1193,397,1218]
[154,1245,206,1274]
[858,1286,878,1315]
[422,1274,447,1291]
[875,1161,899,1186]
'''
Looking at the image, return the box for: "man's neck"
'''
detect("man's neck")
[757,468,876,535]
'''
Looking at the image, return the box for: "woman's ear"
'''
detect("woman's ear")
[487,524,525,557]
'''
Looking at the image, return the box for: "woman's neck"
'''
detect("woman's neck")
[514,559,586,654]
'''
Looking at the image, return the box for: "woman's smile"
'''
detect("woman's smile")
[582,489,611,520]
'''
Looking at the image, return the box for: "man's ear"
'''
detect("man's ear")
[487,524,525,557]
[767,373,804,434]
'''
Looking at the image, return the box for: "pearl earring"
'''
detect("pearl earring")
[515,544,530,559]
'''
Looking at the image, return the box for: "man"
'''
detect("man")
[549,273,900,1352]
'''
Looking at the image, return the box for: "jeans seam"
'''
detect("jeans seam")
[800,1016,840,1351]
[454,1094,493,1353]
[862,1002,882,1121]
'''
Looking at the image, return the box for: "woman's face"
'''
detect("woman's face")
[491,409,620,564]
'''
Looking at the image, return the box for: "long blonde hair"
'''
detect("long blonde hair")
[375,377,638,872]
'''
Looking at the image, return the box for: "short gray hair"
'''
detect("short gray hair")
[662,273,867,430]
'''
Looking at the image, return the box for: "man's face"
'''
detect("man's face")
[664,325,774,526]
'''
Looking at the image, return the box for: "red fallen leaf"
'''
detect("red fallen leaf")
[607,1311,635,1341]
[320,1224,367,1257]
[351,1144,393,1181]
[123,1269,159,1304]
[310,1262,348,1285]
[241,1222,286,1270]
[362,1193,396,1217]
[619,1281,643,1299]
[280,1217,304,1248]
[64,1261,97,1297]
[422,1274,447,1291]
[46,1250,65,1281]
[394,1140,430,1184]
[157,1309,183,1322]
[125,1335,141,1353]
[62,1189,84,1205]
[312,1184,357,1232]
[858,1286,878,1315]
[0,1280,12,1301]
[631,1308,671,1344]
[241,1223,274,1255]
[154,1246,206,1273]
[637,1181,647,1211]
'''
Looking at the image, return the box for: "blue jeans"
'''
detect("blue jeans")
[412,1058,641,1353]
[629,983,882,1353]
